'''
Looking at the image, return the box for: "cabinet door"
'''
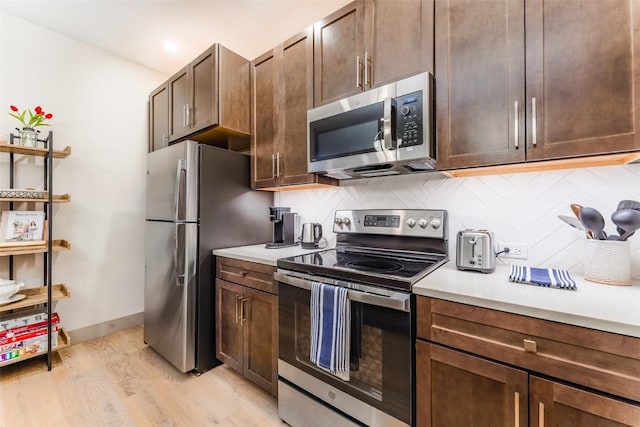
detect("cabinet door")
[530,376,640,427]
[525,0,640,160]
[364,0,434,89]
[280,28,317,186]
[416,341,528,427]
[435,0,525,169]
[215,279,243,374]
[251,50,279,188]
[219,45,251,135]
[149,83,168,152]
[168,66,190,141]
[314,0,366,106]
[190,46,217,134]
[243,286,278,396]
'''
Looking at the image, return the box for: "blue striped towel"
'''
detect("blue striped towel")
[509,265,577,290]
[310,282,350,381]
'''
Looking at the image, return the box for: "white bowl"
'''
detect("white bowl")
[0,283,24,300]
[0,278,16,286]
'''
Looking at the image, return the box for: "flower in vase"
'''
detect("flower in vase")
[9,105,54,129]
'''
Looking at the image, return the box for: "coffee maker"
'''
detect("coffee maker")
[266,207,300,248]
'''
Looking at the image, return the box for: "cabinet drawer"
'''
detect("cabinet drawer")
[416,296,640,402]
[216,257,277,294]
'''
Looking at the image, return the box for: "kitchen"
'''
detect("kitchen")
[0,0,639,426]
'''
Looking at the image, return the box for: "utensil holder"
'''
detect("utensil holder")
[583,239,631,286]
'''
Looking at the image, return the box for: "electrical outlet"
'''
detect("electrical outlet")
[498,242,528,259]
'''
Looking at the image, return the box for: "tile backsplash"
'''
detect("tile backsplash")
[277,164,640,279]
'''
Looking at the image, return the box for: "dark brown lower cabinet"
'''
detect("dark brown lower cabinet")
[416,296,640,427]
[530,377,640,427]
[416,341,528,427]
[216,278,278,396]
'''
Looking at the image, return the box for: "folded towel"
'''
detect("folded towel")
[509,265,577,290]
[310,282,350,381]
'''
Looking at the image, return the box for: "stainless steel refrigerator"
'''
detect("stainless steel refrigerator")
[144,140,272,373]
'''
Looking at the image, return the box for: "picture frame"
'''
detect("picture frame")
[0,211,46,245]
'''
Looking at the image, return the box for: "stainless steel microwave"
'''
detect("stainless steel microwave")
[307,72,435,179]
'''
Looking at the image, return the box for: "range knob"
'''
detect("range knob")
[335,217,344,225]
[401,105,411,116]
[418,218,428,229]
[406,218,416,228]
[343,218,351,226]
[430,218,442,229]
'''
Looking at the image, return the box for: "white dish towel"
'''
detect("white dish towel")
[310,281,350,381]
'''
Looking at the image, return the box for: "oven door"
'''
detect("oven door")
[276,271,413,426]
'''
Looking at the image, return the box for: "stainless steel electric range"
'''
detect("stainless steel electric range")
[275,209,448,427]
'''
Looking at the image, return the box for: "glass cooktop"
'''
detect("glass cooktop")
[277,247,447,291]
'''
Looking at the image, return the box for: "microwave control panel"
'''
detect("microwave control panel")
[396,90,423,148]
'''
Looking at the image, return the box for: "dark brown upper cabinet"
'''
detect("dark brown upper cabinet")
[251,28,337,189]
[313,0,434,106]
[437,0,640,170]
[148,82,169,152]
[150,44,250,152]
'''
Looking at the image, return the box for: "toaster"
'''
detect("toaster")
[456,230,496,273]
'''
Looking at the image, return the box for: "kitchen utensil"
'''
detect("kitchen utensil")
[616,199,640,211]
[300,222,323,249]
[558,215,585,231]
[570,203,583,219]
[579,207,607,240]
[611,208,640,241]
[0,282,24,301]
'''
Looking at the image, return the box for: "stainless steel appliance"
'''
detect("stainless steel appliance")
[276,209,448,427]
[300,222,323,249]
[456,229,496,273]
[266,206,300,248]
[307,72,435,180]
[145,140,272,373]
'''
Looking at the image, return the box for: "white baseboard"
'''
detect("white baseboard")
[67,312,143,345]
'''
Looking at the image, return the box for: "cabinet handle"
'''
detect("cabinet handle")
[356,55,363,89]
[276,153,281,178]
[523,338,537,353]
[240,270,248,277]
[235,295,242,324]
[364,52,371,87]
[531,97,537,147]
[271,153,276,179]
[514,101,519,149]
[538,402,545,427]
[514,391,520,427]
[241,297,247,325]
[183,105,187,128]
[186,104,192,128]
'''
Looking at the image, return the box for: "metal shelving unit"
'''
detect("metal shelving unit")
[0,132,71,370]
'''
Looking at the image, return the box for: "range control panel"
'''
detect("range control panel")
[334,209,447,239]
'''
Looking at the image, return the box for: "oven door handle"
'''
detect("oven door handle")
[275,272,411,312]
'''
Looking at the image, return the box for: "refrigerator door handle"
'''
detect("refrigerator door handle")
[174,223,186,286]
[174,159,186,221]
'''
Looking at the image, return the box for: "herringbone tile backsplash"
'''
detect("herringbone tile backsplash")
[277,164,640,278]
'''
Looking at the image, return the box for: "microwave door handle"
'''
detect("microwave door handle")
[383,97,394,150]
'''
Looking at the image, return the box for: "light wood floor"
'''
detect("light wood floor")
[0,326,284,426]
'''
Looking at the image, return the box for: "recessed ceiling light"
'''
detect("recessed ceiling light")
[163,40,179,53]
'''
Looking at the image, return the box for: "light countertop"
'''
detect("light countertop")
[413,261,640,338]
[213,244,639,338]
[213,243,322,266]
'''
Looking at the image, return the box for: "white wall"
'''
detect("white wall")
[0,12,167,332]
[277,164,640,280]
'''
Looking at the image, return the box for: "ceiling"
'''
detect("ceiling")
[0,0,351,76]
